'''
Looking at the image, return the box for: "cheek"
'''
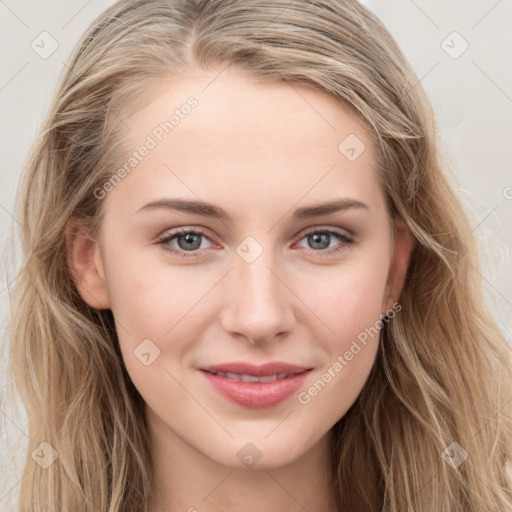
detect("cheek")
[300,251,390,341]
[293,255,388,413]
[102,249,201,379]
[103,238,203,332]
[110,269,197,418]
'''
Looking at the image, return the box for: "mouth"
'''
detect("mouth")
[201,370,304,383]
[198,362,313,409]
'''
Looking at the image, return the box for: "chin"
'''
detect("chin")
[203,430,320,471]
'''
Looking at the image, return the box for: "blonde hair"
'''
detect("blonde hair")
[6,0,512,510]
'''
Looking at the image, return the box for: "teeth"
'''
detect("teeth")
[259,374,278,383]
[240,374,260,383]
[211,371,292,383]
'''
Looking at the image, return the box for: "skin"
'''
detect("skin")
[68,66,412,511]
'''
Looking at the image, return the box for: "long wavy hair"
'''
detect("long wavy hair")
[6,0,512,510]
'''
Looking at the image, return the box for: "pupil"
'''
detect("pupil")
[180,233,201,251]
[310,233,329,250]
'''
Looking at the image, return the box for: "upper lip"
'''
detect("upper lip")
[200,362,312,376]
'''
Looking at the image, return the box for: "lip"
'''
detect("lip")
[200,362,311,376]
[199,362,313,409]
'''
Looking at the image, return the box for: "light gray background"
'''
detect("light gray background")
[1,0,511,508]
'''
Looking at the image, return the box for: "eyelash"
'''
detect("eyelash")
[156,227,354,259]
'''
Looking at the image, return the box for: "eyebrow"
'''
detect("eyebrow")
[136,197,370,221]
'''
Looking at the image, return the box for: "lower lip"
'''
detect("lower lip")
[200,370,312,409]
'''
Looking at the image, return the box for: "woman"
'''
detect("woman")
[7,0,512,510]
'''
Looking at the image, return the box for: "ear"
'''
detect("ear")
[382,220,413,314]
[66,217,111,309]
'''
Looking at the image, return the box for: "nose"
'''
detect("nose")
[219,245,296,345]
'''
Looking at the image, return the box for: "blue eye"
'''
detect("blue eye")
[156,227,353,259]
[295,227,353,256]
[156,228,211,259]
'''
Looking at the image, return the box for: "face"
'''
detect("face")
[69,66,410,470]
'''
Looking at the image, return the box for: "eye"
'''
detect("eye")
[294,227,353,256]
[156,228,214,259]
[156,226,354,259]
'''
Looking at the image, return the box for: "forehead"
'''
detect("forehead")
[104,67,383,221]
